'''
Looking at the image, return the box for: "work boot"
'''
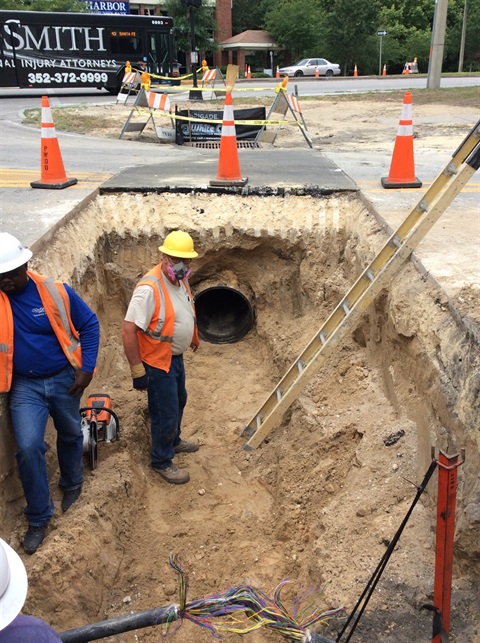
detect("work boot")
[23,525,46,555]
[62,487,82,513]
[152,465,190,485]
[174,440,200,454]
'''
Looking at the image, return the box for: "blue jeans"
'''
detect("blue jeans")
[9,365,84,527]
[145,355,187,469]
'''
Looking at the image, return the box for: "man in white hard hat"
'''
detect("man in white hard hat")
[0,233,100,554]
[122,230,200,485]
[0,537,62,641]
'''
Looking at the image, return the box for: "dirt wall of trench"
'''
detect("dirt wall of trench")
[0,191,478,642]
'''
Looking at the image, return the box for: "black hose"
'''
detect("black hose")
[59,605,178,642]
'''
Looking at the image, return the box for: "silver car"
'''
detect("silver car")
[279,58,341,77]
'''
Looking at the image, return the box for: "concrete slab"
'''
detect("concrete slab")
[100,148,358,194]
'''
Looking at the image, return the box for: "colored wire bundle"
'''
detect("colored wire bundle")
[168,554,343,640]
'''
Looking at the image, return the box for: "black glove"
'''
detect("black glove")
[133,374,149,390]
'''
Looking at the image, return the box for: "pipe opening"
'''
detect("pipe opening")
[195,286,255,344]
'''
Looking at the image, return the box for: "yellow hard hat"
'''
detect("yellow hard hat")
[159,230,198,258]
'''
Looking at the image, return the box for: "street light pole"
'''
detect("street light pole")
[188,5,202,100]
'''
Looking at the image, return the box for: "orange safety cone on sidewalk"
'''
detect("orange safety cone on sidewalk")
[315,66,319,78]
[381,91,422,189]
[353,64,358,77]
[382,64,387,76]
[30,96,77,190]
[275,65,280,79]
[210,88,247,187]
[247,65,251,80]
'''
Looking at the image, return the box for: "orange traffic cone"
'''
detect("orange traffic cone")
[315,66,319,78]
[30,96,77,190]
[381,91,422,189]
[275,65,280,79]
[353,64,358,77]
[247,65,251,80]
[382,64,387,76]
[209,90,247,187]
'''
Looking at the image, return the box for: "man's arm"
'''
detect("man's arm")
[65,285,100,396]
[122,321,148,390]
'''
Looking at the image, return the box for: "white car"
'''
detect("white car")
[279,58,341,78]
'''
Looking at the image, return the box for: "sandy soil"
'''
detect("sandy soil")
[4,93,479,643]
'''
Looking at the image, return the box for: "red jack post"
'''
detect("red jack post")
[432,447,465,642]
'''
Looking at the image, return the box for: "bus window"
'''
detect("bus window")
[109,30,141,55]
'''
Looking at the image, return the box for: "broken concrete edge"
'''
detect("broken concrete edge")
[358,190,480,344]
[29,189,100,257]
[98,185,360,197]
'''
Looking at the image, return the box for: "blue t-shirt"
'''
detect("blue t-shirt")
[7,277,100,377]
[0,614,62,642]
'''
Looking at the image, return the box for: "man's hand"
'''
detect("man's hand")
[133,374,149,390]
[190,342,198,353]
[68,370,93,397]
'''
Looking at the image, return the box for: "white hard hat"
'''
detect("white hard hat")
[0,538,28,631]
[0,233,33,274]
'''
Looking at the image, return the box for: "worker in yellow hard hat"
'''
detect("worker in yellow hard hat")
[122,231,200,486]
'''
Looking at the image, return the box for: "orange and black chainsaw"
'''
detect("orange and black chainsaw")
[80,394,119,470]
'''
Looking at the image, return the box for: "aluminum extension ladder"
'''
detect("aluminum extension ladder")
[241,120,480,450]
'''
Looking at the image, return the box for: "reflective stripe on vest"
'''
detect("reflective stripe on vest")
[33,275,81,366]
[0,292,14,392]
[139,274,173,343]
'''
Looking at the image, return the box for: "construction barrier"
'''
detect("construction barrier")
[255,88,312,149]
[116,71,141,105]
[30,96,77,190]
[200,67,225,99]
[119,88,173,141]
[381,91,422,188]
[210,90,248,187]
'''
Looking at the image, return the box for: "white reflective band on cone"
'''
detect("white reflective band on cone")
[401,103,412,120]
[397,124,413,136]
[41,107,54,124]
[221,125,236,137]
[40,128,57,138]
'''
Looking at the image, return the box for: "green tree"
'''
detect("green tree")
[264,0,327,62]
[321,0,378,75]
[0,0,86,9]
[164,0,217,71]
[232,0,269,33]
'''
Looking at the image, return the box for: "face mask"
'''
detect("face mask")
[167,261,192,281]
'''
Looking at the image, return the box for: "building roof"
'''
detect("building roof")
[219,30,279,50]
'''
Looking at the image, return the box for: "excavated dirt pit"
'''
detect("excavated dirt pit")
[3,191,479,643]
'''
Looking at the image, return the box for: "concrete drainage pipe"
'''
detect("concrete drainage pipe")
[194,272,255,344]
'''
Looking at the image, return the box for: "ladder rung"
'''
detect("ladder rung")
[391,235,402,248]
[342,300,350,315]
[296,360,305,374]
[444,161,458,177]
[318,331,327,345]
[255,415,263,429]
[365,269,375,282]
[276,388,283,402]
[416,199,429,213]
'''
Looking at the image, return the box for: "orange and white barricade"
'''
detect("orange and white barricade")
[116,70,141,104]
[146,91,171,112]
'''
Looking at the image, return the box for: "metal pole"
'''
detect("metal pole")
[188,6,202,100]
[458,0,468,73]
[432,449,465,642]
[379,35,383,76]
[427,0,449,89]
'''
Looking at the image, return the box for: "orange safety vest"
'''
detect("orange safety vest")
[136,266,198,372]
[0,271,82,392]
